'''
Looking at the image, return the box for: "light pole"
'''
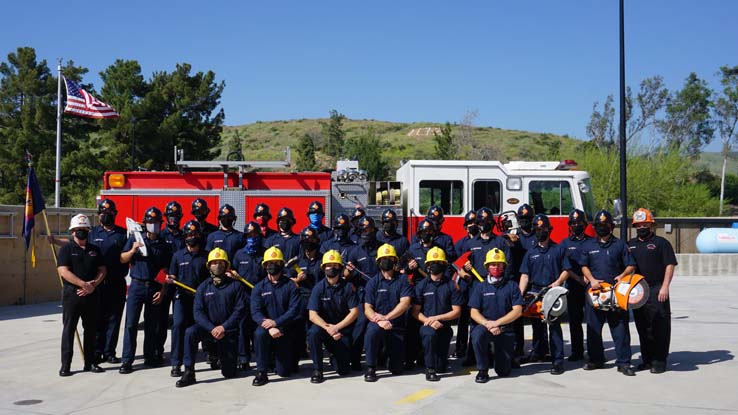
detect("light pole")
[618,0,628,238]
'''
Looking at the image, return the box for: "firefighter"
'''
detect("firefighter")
[175,248,248,387]
[191,198,218,239]
[253,202,277,241]
[507,203,536,359]
[119,207,173,374]
[452,210,479,360]
[57,214,107,376]
[306,200,332,244]
[469,248,524,383]
[320,213,358,260]
[376,208,409,258]
[363,243,414,382]
[581,209,637,376]
[351,216,381,278]
[412,247,463,381]
[425,205,457,263]
[206,204,246,262]
[251,247,302,386]
[90,199,127,365]
[307,250,360,383]
[157,200,185,362]
[165,220,209,377]
[558,208,591,362]
[295,227,324,285]
[518,214,570,375]
[265,207,300,260]
[231,221,266,371]
[628,208,677,374]
[350,206,368,242]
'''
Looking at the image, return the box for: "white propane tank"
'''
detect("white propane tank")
[696,227,738,253]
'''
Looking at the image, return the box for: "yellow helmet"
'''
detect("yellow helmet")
[484,248,507,267]
[207,248,230,269]
[262,246,285,265]
[425,246,447,264]
[376,243,398,262]
[321,250,344,267]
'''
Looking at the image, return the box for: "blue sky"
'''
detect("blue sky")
[3,1,737,151]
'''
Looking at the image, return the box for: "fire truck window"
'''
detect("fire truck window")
[528,181,572,216]
[419,180,463,215]
[472,180,501,213]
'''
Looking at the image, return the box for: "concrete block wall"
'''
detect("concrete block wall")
[675,254,738,277]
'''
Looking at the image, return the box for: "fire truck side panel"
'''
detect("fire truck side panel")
[103,172,235,190]
[242,191,331,232]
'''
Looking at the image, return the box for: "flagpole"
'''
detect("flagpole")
[55,59,62,208]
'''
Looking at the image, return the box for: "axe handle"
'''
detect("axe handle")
[172,280,197,294]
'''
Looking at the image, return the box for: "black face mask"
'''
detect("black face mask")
[595,225,611,237]
[570,224,586,237]
[382,222,396,234]
[278,219,292,233]
[100,213,115,226]
[478,222,493,234]
[194,213,207,222]
[301,241,319,252]
[535,229,550,242]
[636,228,652,239]
[265,263,283,276]
[420,233,434,244]
[185,237,200,247]
[467,225,480,236]
[74,230,89,240]
[167,216,181,230]
[428,263,447,275]
[519,218,532,232]
[220,217,234,229]
[378,258,395,271]
[324,267,341,278]
[335,228,349,241]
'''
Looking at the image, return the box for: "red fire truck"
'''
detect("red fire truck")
[99,149,596,242]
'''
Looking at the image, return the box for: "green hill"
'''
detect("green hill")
[218,119,582,172]
[696,151,738,176]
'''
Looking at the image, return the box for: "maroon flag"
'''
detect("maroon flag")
[63,77,119,119]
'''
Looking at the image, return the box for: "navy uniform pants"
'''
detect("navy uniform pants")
[633,287,671,365]
[238,313,256,365]
[307,324,352,374]
[531,319,564,364]
[364,322,405,373]
[61,286,100,367]
[585,304,631,365]
[254,326,297,376]
[351,288,367,367]
[183,325,238,378]
[94,278,126,360]
[420,325,453,371]
[471,325,514,377]
[170,294,195,367]
[566,281,587,357]
[156,286,175,358]
[122,280,162,364]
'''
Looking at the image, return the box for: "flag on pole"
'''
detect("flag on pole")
[23,161,47,267]
[63,77,119,119]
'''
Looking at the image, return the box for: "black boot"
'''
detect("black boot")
[252,371,269,386]
[364,366,378,382]
[118,363,133,374]
[176,368,196,388]
[84,363,105,373]
[59,365,71,377]
[171,366,183,377]
[310,370,324,384]
[475,369,490,383]
[425,369,440,382]
[550,363,565,375]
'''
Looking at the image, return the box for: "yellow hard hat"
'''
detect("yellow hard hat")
[207,248,230,269]
[322,250,344,267]
[262,246,285,265]
[425,246,447,264]
[484,248,507,266]
[376,243,398,262]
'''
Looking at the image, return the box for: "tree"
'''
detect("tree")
[658,72,714,157]
[343,127,389,180]
[295,132,317,171]
[321,109,346,162]
[586,95,616,148]
[433,122,455,159]
[714,65,738,214]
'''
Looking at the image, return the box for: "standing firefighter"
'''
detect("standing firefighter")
[191,198,218,239]
[58,214,107,376]
[628,208,677,374]
[175,248,248,387]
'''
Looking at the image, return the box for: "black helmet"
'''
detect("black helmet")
[182,220,203,238]
[532,214,551,230]
[165,201,183,218]
[417,218,437,235]
[351,206,367,226]
[593,209,614,227]
[143,207,163,223]
[517,204,534,218]
[277,207,296,225]
[426,205,445,224]
[243,221,260,236]
[464,210,477,225]
[98,198,117,214]
[307,200,325,216]
[476,207,494,224]
[218,204,236,219]
[300,226,320,244]
[253,203,272,220]
[381,208,398,224]
[333,213,351,230]
[568,209,587,225]
[191,198,210,216]
[357,216,376,231]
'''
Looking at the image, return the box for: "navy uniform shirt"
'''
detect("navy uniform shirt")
[307,278,359,325]
[251,275,301,329]
[377,232,409,258]
[627,234,678,286]
[206,229,246,262]
[468,279,524,322]
[454,234,476,258]
[320,236,358,259]
[264,232,300,261]
[519,243,571,289]
[123,234,172,281]
[168,247,209,296]
[364,274,414,328]
[88,224,127,281]
[259,227,279,247]
[232,249,266,287]
[198,221,219,240]
[160,227,185,253]
[285,250,322,288]
[581,237,636,284]
[414,276,464,317]
[310,224,333,245]
[508,230,536,277]
[194,278,247,333]
[559,234,593,279]
[348,242,379,287]
[435,232,457,263]
[468,235,514,281]
[57,240,104,288]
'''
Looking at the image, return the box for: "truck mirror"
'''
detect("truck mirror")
[613,199,623,225]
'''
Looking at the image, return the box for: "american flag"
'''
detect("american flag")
[63,77,119,119]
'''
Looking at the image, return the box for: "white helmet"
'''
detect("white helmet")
[69,214,92,230]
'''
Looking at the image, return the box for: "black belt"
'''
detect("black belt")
[130,277,160,287]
